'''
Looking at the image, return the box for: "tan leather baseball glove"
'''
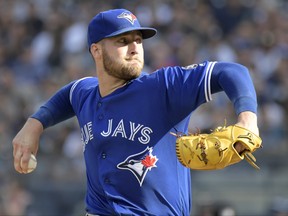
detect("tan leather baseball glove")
[172,125,262,170]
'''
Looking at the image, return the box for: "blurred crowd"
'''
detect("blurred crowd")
[0,0,287,215]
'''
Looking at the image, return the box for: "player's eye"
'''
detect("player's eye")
[117,36,142,45]
[135,37,142,44]
[118,38,128,45]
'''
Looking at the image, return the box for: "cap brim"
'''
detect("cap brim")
[105,27,157,40]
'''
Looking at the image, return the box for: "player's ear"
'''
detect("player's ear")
[90,43,101,58]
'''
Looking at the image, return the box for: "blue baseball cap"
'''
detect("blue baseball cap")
[87,9,157,48]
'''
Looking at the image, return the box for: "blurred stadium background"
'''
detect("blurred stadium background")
[0,0,287,215]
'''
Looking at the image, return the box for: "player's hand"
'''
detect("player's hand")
[234,111,259,154]
[13,118,43,174]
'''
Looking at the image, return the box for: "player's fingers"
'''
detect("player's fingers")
[234,142,246,155]
[12,136,25,173]
[19,152,32,174]
[14,150,24,173]
[12,137,19,158]
[13,140,32,174]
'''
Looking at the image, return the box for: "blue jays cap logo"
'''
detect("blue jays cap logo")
[117,12,137,25]
[117,147,158,186]
[87,9,156,47]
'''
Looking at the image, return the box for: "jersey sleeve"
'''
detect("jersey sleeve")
[69,77,99,116]
[156,61,217,115]
[30,81,76,128]
[210,61,257,114]
[155,60,257,120]
[31,76,98,129]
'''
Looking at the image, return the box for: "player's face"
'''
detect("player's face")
[101,31,144,81]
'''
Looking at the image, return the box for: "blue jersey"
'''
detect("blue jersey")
[69,61,216,215]
[34,60,257,215]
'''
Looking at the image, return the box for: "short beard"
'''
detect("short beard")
[102,47,144,81]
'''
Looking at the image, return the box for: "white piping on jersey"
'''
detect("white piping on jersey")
[69,77,93,104]
[204,61,217,102]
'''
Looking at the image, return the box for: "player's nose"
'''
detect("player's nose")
[128,41,139,55]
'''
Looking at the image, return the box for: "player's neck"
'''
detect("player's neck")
[98,74,128,97]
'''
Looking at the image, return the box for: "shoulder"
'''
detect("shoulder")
[69,76,98,103]
[71,76,98,90]
[158,61,217,74]
[146,61,217,81]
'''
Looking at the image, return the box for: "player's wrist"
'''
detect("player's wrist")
[236,111,259,136]
[26,117,44,134]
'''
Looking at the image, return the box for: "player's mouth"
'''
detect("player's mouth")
[126,58,141,62]
[126,58,143,66]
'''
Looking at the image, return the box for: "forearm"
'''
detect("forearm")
[13,82,76,173]
[31,81,76,129]
[211,62,257,115]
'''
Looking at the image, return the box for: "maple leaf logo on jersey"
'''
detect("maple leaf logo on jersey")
[117,12,137,25]
[117,147,158,186]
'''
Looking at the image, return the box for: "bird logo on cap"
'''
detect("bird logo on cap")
[117,12,137,24]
